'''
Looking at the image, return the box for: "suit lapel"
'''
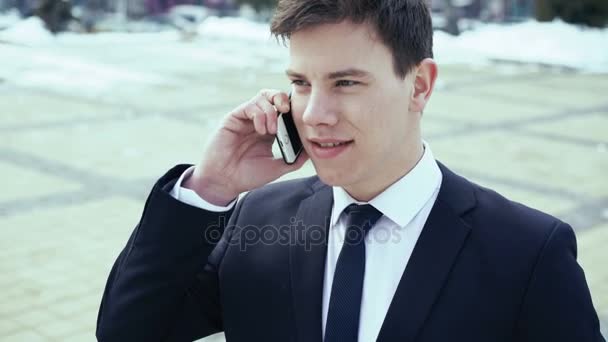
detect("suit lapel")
[289,180,333,342]
[377,162,476,342]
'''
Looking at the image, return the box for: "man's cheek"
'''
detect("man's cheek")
[293,110,306,128]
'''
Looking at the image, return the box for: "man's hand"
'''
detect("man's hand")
[184,89,309,206]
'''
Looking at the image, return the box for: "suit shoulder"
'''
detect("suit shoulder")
[228,176,324,225]
[458,180,576,281]
[242,175,321,207]
[475,182,562,225]
[466,180,567,246]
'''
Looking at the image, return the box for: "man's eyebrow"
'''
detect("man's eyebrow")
[327,68,371,79]
[285,68,371,80]
[285,69,305,78]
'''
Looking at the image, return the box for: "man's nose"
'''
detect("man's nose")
[301,92,339,126]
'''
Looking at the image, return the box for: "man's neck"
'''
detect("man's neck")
[343,141,425,202]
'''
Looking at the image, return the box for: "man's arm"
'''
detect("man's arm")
[96,89,309,341]
[515,222,605,341]
[96,164,242,341]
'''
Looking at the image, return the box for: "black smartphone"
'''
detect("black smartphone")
[276,101,303,165]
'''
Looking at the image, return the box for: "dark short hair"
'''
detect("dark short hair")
[270,0,434,79]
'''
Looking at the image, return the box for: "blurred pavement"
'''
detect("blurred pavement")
[0,43,607,340]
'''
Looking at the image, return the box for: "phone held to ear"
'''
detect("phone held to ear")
[276,104,303,165]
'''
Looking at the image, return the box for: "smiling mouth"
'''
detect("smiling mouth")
[315,141,353,148]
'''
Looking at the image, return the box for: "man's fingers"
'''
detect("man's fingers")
[274,93,291,114]
[254,111,267,135]
[260,89,290,113]
[228,90,291,135]
[245,104,267,135]
[255,98,278,134]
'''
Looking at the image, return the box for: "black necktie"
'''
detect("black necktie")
[324,204,383,342]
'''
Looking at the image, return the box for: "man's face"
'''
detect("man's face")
[288,20,423,200]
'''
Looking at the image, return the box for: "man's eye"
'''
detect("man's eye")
[336,80,358,87]
[291,80,309,86]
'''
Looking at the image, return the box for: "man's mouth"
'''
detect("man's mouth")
[308,139,354,159]
[315,141,353,148]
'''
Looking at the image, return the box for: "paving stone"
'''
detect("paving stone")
[422,118,461,137]
[523,112,608,144]
[13,309,57,327]
[122,83,230,113]
[0,90,122,128]
[0,198,142,325]
[0,162,81,203]
[436,63,543,89]
[0,116,215,181]
[430,131,608,199]
[0,294,41,317]
[535,73,608,97]
[62,331,96,342]
[34,318,81,339]
[1,330,49,342]
[0,318,23,336]
[464,80,608,109]
[426,89,554,124]
[47,297,93,318]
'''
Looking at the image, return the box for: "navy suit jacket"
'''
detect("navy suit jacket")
[97,163,604,341]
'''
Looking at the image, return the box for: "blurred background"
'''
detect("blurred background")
[0,0,607,341]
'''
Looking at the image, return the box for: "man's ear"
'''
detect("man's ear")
[408,58,438,113]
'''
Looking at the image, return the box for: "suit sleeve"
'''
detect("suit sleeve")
[96,164,245,342]
[516,222,605,342]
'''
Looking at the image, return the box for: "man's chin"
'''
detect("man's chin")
[313,166,351,187]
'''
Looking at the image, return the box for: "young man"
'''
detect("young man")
[96,1,604,341]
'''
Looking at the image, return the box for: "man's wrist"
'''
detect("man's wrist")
[182,172,238,207]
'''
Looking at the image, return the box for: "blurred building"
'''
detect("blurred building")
[429,0,534,21]
[0,0,38,16]
[145,0,235,16]
[2,0,534,22]
[0,0,236,18]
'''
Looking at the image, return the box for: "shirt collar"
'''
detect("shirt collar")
[330,141,443,228]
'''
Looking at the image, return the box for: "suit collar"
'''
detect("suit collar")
[289,183,332,342]
[377,161,476,341]
[435,161,476,216]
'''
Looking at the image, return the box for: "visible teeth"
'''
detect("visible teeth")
[319,142,348,148]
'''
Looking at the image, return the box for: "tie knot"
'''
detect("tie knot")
[342,204,383,242]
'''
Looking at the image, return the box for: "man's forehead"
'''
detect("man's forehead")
[289,20,381,52]
[290,19,379,40]
[287,42,385,79]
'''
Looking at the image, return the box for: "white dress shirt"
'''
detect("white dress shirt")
[169,166,237,211]
[323,144,442,341]
[170,143,442,342]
